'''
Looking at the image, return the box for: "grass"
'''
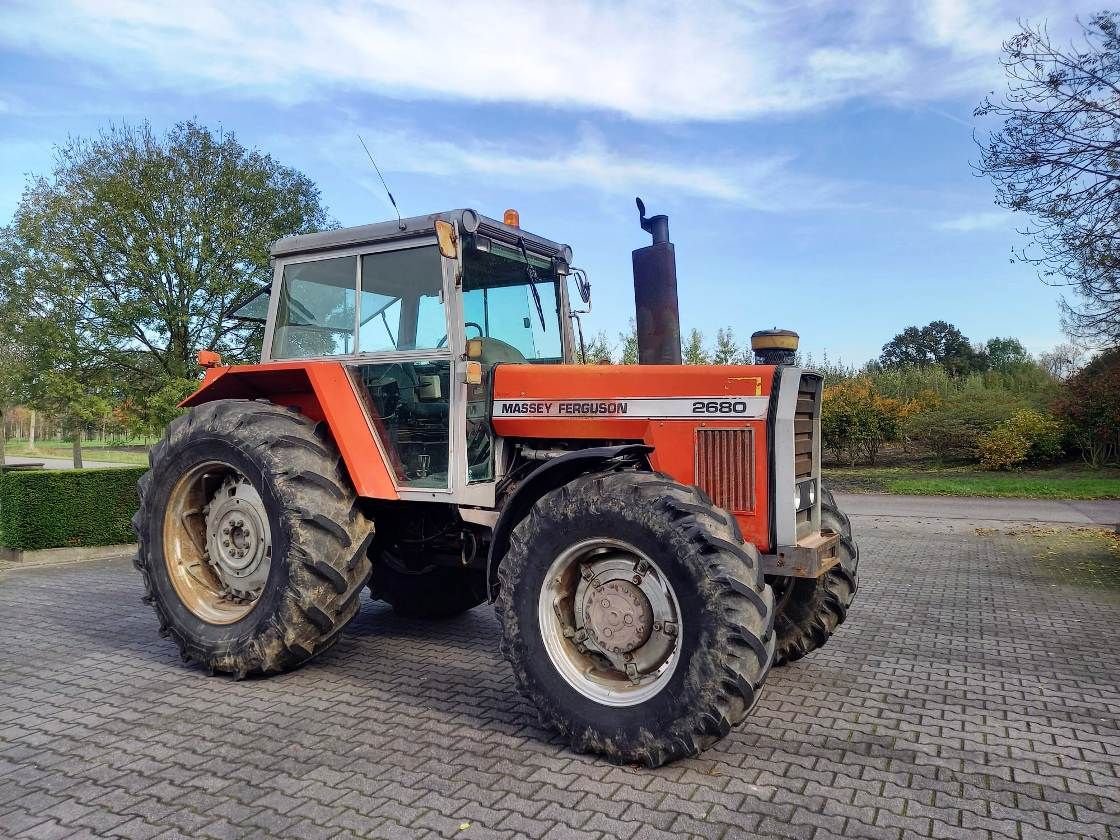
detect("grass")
[827,463,1120,500]
[4,439,150,467]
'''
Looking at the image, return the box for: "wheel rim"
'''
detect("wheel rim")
[162,461,273,625]
[538,538,682,707]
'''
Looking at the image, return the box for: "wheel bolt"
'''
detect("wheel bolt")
[604,628,613,637]
[222,527,230,535]
[601,599,610,608]
[633,575,641,584]
[223,539,230,547]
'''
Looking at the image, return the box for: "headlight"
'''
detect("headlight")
[793,490,801,511]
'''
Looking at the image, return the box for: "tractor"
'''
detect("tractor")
[133,201,859,767]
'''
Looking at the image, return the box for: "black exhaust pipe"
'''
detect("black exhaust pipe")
[632,197,682,365]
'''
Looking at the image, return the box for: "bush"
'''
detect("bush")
[1055,348,1120,467]
[904,389,1033,457]
[977,425,1030,470]
[0,467,145,551]
[822,377,926,465]
[977,409,1064,471]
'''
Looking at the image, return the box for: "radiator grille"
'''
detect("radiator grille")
[695,428,754,512]
[794,375,821,480]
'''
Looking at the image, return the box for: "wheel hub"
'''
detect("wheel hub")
[204,476,271,600]
[539,539,682,707]
[582,579,652,654]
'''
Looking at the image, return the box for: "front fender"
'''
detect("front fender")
[181,362,398,500]
[485,444,653,599]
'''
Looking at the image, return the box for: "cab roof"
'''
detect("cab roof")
[271,209,571,262]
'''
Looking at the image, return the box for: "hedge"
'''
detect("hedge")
[0,467,147,551]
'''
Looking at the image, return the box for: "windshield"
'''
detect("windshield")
[461,245,563,361]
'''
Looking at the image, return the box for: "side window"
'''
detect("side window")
[271,256,357,359]
[355,361,451,489]
[359,246,446,352]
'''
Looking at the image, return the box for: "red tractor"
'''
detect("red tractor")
[134,201,859,766]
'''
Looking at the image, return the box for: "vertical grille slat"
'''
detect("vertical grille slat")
[794,377,821,482]
[695,429,753,512]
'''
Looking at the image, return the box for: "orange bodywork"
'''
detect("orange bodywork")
[183,360,779,552]
[181,362,398,500]
[492,364,776,551]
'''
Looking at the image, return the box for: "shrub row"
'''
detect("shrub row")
[0,466,146,551]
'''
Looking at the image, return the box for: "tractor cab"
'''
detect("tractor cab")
[233,209,581,497]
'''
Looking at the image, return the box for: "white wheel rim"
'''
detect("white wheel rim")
[537,538,682,707]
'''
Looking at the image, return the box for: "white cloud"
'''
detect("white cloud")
[322,125,850,212]
[934,210,1009,231]
[0,0,1091,122]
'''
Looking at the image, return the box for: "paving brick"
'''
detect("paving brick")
[1,518,1118,840]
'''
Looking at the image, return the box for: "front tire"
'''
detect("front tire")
[133,400,374,677]
[496,471,775,767]
[771,487,859,666]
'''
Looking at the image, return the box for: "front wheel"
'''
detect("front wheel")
[496,471,775,767]
[771,487,859,666]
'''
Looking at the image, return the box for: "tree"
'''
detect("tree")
[976,14,1120,346]
[711,327,740,365]
[579,330,614,364]
[682,328,709,365]
[1039,342,1085,378]
[985,337,1032,371]
[879,320,987,376]
[619,319,638,365]
[1054,347,1120,466]
[5,120,332,433]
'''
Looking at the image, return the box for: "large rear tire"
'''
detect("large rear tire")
[496,471,775,767]
[133,399,374,677]
[771,487,859,666]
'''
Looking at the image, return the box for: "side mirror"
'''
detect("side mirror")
[434,220,458,259]
[571,267,591,306]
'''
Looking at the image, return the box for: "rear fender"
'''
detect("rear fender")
[180,362,398,500]
[485,444,653,599]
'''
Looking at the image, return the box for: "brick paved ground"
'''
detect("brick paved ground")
[1,513,1118,839]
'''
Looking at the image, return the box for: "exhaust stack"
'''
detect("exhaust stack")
[632,197,682,365]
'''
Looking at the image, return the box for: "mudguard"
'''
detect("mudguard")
[485,444,653,599]
[180,361,398,500]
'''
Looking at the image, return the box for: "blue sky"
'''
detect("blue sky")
[0,0,1097,365]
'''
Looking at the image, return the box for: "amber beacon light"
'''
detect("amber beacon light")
[503,208,520,227]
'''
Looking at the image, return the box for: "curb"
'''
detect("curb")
[0,543,137,567]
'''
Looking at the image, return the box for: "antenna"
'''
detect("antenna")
[357,134,405,230]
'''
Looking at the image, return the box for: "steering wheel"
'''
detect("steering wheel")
[437,322,484,348]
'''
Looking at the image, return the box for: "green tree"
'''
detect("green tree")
[985,337,1031,371]
[0,238,112,467]
[682,328,709,365]
[879,320,987,377]
[619,319,638,365]
[5,120,332,433]
[711,327,740,365]
[579,330,614,364]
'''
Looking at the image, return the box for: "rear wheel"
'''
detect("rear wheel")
[771,488,859,666]
[496,471,774,767]
[133,400,374,677]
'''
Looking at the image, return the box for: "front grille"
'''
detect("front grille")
[695,428,754,512]
[794,374,822,480]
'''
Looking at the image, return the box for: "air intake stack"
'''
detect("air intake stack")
[751,328,800,365]
[632,198,682,365]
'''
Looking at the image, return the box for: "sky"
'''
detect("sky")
[0,0,1099,365]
